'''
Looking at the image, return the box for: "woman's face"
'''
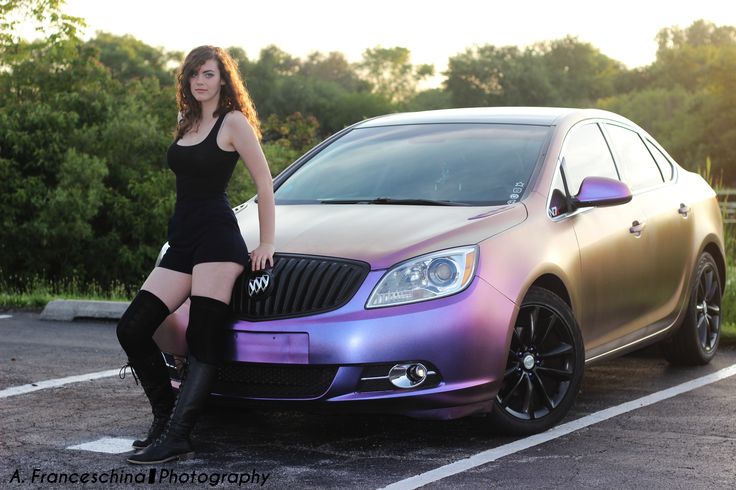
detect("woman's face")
[189,58,223,105]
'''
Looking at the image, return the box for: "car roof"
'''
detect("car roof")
[355,107,628,128]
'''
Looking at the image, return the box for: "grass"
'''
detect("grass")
[0,273,132,310]
[722,257,736,345]
[723,323,736,343]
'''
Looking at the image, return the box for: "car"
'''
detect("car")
[152,107,726,435]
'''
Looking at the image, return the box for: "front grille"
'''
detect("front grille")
[231,253,370,321]
[214,362,338,399]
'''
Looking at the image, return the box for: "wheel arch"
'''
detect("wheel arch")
[529,273,572,310]
[701,240,726,290]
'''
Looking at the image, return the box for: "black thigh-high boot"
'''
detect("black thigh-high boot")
[127,296,230,465]
[117,290,174,448]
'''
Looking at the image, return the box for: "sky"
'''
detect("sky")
[47,0,736,87]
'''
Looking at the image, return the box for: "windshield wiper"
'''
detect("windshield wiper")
[319,197,464,206]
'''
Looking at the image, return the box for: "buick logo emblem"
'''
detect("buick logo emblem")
[247,268,274,300]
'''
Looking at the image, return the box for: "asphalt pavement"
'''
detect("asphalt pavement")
[1,311,735,489]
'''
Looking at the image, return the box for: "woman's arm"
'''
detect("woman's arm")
[225,112,275,271]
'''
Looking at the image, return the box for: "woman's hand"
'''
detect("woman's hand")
[249,243,275,271]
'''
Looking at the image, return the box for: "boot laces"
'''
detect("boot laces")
[150,358,190,447]
[119,362,139,385]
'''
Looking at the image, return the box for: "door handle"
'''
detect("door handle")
[629,220,646,237]
[678,203,690,218]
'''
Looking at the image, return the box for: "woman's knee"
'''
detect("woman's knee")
[140,267,193,312]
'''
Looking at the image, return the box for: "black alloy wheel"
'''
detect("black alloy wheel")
[490,287,584,435]
[662,252,722,365]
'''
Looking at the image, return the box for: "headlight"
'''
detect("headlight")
[366,246,478,308]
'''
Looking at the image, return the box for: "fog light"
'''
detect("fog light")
[389,362,428,388]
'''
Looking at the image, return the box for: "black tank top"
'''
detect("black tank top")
[167,113,239,203]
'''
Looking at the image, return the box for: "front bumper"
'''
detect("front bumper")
[157,272,517,420]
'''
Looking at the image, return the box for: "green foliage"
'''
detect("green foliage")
[0,32,176,289]
[444,36,623,108]
[402,88,454,112]
[598,20,736,184]
[718,217,735,341]
[652,20,736,91]
[0,270,131,308]
[320,90,395,133]
[0,0,84,56]
[238,46,396,135]
[357,46,434,103]
[300,51,369,92]
[242,44,300,116]
[597,87,709,168]
[226,113,321,205]
[262,112,321,152]
[85,32,181,86]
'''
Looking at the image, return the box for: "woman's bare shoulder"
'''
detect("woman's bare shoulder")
[223,110,256,135]
[224,110,247,123]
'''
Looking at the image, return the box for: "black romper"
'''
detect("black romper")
[158,113,249,274]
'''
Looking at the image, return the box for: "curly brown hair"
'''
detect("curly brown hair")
[175,45,261,140]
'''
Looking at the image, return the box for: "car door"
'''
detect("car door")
[557,122,655,352]
[602,124,695,331]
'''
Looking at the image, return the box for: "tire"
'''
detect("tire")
[490,286,584,435]
[661,252,722,366]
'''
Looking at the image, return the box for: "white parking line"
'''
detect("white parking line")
[67,437,136,454]
[0,314,12,319]
[0,369,120,399]
[379,363,736,490]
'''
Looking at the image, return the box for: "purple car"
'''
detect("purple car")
[153,107,726,434]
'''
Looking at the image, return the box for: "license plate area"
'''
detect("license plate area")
[225,331,309,364]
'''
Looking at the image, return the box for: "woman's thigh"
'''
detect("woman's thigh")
[191,262,245,304]
[140,267,192,312]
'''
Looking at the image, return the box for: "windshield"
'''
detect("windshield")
[275,123,551,206]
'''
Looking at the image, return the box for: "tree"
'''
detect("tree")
[598,87,709,169]
[444,37,623,108]
[534,36,624,105]
[357,46,434,103]
[444,45,524,107]
[403,88,454,111]
[651,19,736,91]
[0,26,175,287]
[598,20,736,185]
[300,51,369,92]
[0,0,84,57]
[85,32,180,86]
[245,44,300,115]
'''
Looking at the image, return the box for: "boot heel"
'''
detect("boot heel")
[128,449,194,465]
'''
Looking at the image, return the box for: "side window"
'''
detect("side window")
[562,123,619,196]
[645,139,674,181]
[604,124,664,190]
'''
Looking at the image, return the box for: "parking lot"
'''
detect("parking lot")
[2,311,735,489]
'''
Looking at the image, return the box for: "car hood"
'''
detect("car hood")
[235,202,527,270]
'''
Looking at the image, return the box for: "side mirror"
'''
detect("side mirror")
[573,176,632,208]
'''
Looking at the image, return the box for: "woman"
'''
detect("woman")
[116,45,275,465]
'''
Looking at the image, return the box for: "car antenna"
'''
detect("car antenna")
[558,157,576,211]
